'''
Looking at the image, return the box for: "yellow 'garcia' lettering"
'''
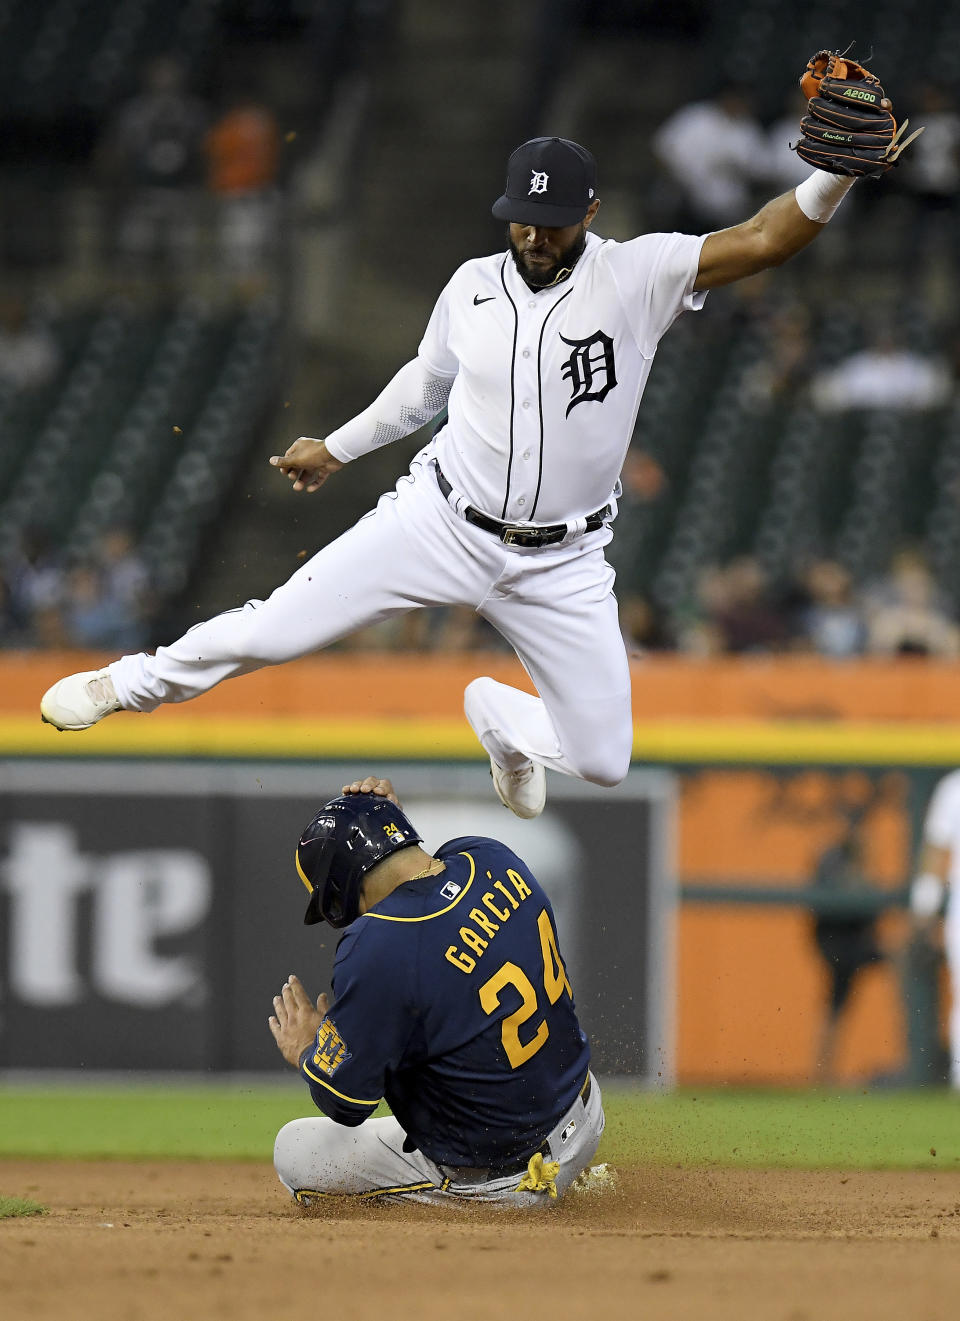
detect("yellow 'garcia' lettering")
[444,870,535,974]
[469,907,500,938]
[506,868,532,900]
[493,879,519,911]
[483,892,510,922]
[459,927,488,956]
[445,946,476,974]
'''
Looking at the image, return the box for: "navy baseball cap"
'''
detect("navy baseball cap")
[492,136,597,227]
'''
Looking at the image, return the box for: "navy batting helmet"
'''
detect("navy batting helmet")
[295,793,422,928]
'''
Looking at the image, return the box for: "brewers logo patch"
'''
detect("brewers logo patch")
[313,1018,352,1076]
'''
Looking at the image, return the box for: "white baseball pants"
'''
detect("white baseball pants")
[273,1072,604,1208]
[109,450,633,787]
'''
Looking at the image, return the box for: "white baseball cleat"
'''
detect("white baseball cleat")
[40,669,123,731]
[489,757,546,819]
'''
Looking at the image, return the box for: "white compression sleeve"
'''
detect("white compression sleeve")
[322,358,455,463]
[794,170,855,223]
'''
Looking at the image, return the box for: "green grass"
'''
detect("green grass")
[0,1196,47,1218]
[0,1084,956,1170]
[0,1082,309,1160]
[598,1088,959,1170]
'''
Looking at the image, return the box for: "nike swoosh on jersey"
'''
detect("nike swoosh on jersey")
[473,294,496,305]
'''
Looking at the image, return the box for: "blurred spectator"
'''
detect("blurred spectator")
[605,448,674,652]
[346,605,507,653]
[863,546,951,615]
[652,86,769,230]
[812,328,953,412]
[0,570,23,646]
[95,526,154,643]
[606,447,668,584]
[3,527,65,639]
[430,605,502,652]
[711,556,790,653]
[897,84,960,214]
[0,295,60,392]
[31,604,71,649]
[763,92,813,192]
[673,564,728,655]
[809,825,885,1085]
[97,55,210,272]
[62,561,148,652]
[864,547,960,658]
[5,524,155,651]
[619,593,674,654]
[797,560,866,658]
[741,301,813,409]
[205,93,281,278]
[674,558,790,656]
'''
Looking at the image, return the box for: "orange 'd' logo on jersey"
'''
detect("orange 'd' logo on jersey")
[313,1018,352,1076]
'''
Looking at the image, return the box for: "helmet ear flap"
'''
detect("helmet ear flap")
[303,884,325,926]
[296,839,333,925]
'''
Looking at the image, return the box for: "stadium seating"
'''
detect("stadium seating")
[0,296,282,602]
[632,293,959,625]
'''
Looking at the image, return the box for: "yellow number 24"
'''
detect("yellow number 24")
[478,909,572,1069]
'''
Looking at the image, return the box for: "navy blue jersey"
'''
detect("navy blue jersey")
[299,836,589,1168]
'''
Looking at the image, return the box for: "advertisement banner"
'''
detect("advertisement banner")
[0,762,675,1081]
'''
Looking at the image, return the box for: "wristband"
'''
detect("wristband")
[909,872,946,918]
[794,170,856,223]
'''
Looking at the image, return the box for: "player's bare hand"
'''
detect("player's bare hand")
[341,776,400,806]
[268,973,326,1068]
[269,436,344,493]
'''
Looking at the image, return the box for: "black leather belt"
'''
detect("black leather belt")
[435,463,609,548]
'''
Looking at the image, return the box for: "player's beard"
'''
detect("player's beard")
[508,225,588,290]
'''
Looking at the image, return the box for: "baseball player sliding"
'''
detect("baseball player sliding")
[41,53,920,819]
[269,775,603,1206]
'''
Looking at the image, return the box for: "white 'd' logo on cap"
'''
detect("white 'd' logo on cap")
[529,170,549,195]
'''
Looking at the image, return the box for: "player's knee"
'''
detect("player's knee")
[273,1119,308,1192]
[579,760,629,789]
[569,739,631,788]
[274,1117,356,1197]
[274,1118,335,1195]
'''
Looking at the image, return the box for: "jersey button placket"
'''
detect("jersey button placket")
[508,294,544,521]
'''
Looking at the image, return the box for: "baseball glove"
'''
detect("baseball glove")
[795,49,923,178]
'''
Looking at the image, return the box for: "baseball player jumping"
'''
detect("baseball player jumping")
[41,54,918,818]
[269,774,604,1206]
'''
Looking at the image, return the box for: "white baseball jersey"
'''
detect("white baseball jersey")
[108,228,706,798]
[418,229,707,524]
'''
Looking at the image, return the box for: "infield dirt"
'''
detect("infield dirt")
[2,1160,958,1320]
